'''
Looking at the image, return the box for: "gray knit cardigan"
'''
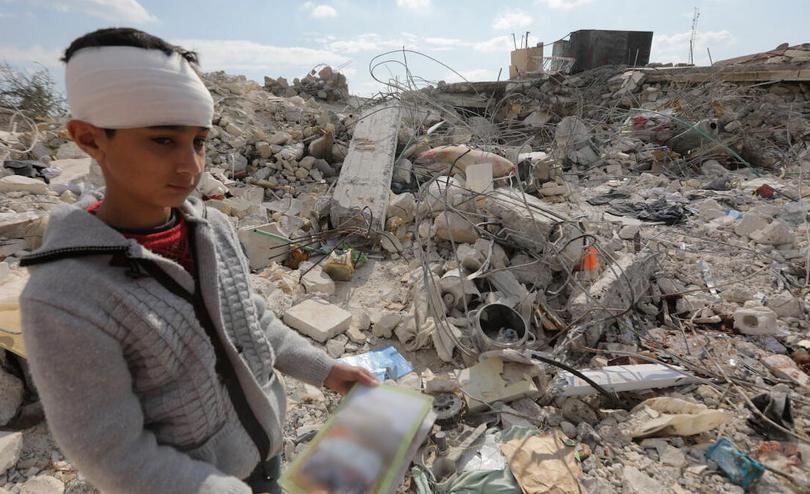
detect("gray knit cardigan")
[19,197,336,493]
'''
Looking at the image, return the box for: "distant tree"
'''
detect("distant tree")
[0,62,65,120]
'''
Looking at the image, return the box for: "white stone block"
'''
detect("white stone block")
[283,298,351,342]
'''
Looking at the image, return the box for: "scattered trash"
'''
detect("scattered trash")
[4,34,810,494]
[629,397,732,438]
[322,250,355,281]
[608,198,690,224]
[558,364,697,397]
[705,437,765,489]
[500,430,584,494]
[458,357,540,412]
[754,184,776,199]
[338,346,414,382]
[747,391,794,440]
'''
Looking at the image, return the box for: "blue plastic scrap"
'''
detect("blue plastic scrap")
[338,346,414,382]
[705,437,765,489]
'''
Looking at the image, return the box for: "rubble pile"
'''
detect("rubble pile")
[264,65,350,103]
[0,49,808,492]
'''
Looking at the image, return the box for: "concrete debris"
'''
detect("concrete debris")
[733,305,779,336]
[0,176,48,195]
[4,41,810,494]
[330,101,401,233]
[20,475,64,494]
[283,298,351,343]
[433,211,479,243]
[237,222,290,271]
[0,368,23,427]
[0,432,22,477]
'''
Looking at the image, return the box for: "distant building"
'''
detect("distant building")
[553,30,654,73]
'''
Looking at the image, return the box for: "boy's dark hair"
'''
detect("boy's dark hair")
[62,27,198,64]
[63,28,199,137]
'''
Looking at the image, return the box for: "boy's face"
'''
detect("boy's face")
[69,123,208,209]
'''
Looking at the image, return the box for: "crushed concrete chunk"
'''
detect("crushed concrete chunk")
[623,466,664,493]
[0,367,22,426]
[763,354,810,389]
[0,431,22,476]
[0,176,48,194]
[370,311,402,338]
[750,220,795,245]
[20,475,64,494]
[237,223,289,271]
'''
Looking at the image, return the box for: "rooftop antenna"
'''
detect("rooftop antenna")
[689,6,700,65]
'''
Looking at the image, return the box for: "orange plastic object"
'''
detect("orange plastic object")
[581,246,599,272]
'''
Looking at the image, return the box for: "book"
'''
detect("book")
[280,384,435,494]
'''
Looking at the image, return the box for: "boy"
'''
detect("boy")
[19,28,376,494]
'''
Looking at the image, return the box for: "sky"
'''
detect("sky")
[0,0,808,97]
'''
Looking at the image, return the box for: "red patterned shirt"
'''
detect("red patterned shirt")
[87,201,195,274]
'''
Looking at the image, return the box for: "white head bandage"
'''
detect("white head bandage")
[65,46,214,129]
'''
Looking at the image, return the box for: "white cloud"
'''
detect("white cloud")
[396,0,430,10]
[174,39,348,72]
[29,0,156,22]
[474,36,513,54]
[0,45,63,68]
[326,33,417,54]
[423,37,469,51]
[444,68,499,83]
[651,30,735,65]
[493,9,533,31]
[309,4,337,18]
[474,34,539,54]
[536,0,592,10]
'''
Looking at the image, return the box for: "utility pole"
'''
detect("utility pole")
[689,7,700,65]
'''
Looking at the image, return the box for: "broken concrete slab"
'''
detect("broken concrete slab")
[750,220,795,246]
[623,466,665,493]
[457,357,539,412]
[0,367,22,427]
[0,431,22,476]
[47,158,92,194]
[767,292,804,318]
[464,162,494,194]
[434,211,479,244]
[567,251,658,345]
[228,184,265,204]
[330,101,401,233]
[734,212,769,239]
[0,176,48,195]
[481,188,575,254]
[237,222,289,271]
[300,263,336,296]
[0,212,46,249]
[0,268,28,359]
[283,298,351,343]
[762,354,810,389]
[558,364,697,397]
[371,310,402,339]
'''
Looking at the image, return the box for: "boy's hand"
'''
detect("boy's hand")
[324,363,378,395]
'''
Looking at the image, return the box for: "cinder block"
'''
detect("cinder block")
[733,306,778,335]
